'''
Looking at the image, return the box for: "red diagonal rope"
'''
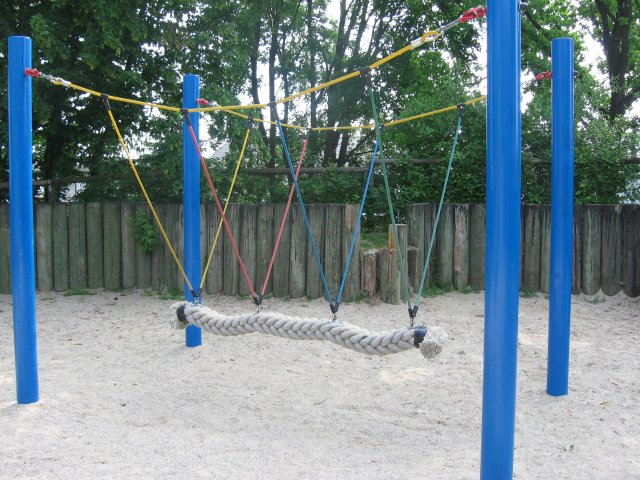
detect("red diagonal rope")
[184,119,257,300]
[259,137,310,298]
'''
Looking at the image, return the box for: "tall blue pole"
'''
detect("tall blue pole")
[8,36,39,404]
[547,38,574,396]
[182,74,202,347]
[480,0,521,477]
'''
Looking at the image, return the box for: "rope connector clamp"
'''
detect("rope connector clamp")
[412,325,428,348]
[305,129,312,140]
[457,103,466,117]
[101,93,111,111]
[534,71,552,81]
[459,6,487,23]
[245,117,254,129]
[25,68,41,78]
[408,305,419,323]
[330,302,340,320]
[359,66,373,87]
[196,98,209,106]
[180,108,192,125]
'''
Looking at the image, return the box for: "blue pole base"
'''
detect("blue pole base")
[185,324,202,348]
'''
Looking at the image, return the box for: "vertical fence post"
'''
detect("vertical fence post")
[8,36,39,404]
[183,74,202,347]
[547,38,574,396]
[481,0,521,477]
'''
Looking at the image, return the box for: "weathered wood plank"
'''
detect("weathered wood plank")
[453,204,470,290]
[150,204,165,292]
[68,203,87,290]
[539,206,551,294]
[522,205,542,293]
[572,205,583,295]
[205,204,225,295]
[52,203,69,292]
[324,204,343,301]
[223,204,240,296]
[343,204,361,301]
[389,223,408,300]
[436,204,454,288]
[600,205,622,296]
[581,205,602,295]
[255,204,274,297]
[407,204,426,293]
[469,204,486,291]
[121,203,137,290]
[239,205,258,297]
[272,204,291,298]
[103,202,122,290]
[173,204,184,291]
[422,204,437,290]
[85,202,104,289]
[621,205,639,297]
[305,205,325,299]
[0,205,11,294]
[134,204,153,290]
[289,205,307,299]
[379,248,401,304]
[361,250,378,297]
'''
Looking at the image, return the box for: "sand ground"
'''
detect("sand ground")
[0,290,638,479]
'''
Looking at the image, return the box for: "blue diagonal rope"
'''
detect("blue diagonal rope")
[276,121,335,307]
[335,138,381,306]
[412,106,464,311]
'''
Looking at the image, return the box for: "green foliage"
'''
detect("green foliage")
[130,208,158,254]
[1,0,637,211]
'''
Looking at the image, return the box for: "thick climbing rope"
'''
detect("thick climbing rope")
[413,105,465,312]
[172,302,447,359]
[198,122,253,295]
[182,113,258,302]
[102,96,196,297]
[258,132,311,303]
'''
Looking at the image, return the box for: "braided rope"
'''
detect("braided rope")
[172,303,446,359]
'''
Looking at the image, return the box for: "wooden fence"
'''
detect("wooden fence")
[402,204,639,298]
[0,202,361,300]
[0,202,638,299]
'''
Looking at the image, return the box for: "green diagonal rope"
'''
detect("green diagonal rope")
[366,79,413,320]
[413,105,465,312]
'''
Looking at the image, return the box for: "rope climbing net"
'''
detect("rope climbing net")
[27,6,488,358]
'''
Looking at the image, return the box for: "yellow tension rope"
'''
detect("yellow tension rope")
[199,125,252,292]
[102,97,196,294]
[40,23,447,115]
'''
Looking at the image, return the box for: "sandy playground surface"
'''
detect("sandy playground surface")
[0,289,639,479]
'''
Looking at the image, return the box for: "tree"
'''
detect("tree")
[582,0,640,118]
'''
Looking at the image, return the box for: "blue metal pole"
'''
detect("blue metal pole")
[547,38,574,396]
[8,36,39,404]
[182,74,202,347]
[480,0,521,477]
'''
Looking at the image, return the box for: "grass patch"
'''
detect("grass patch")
[519,290,537,298]
[63,288,96,297]
[361,231,388,250]
[422,284,453,297]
